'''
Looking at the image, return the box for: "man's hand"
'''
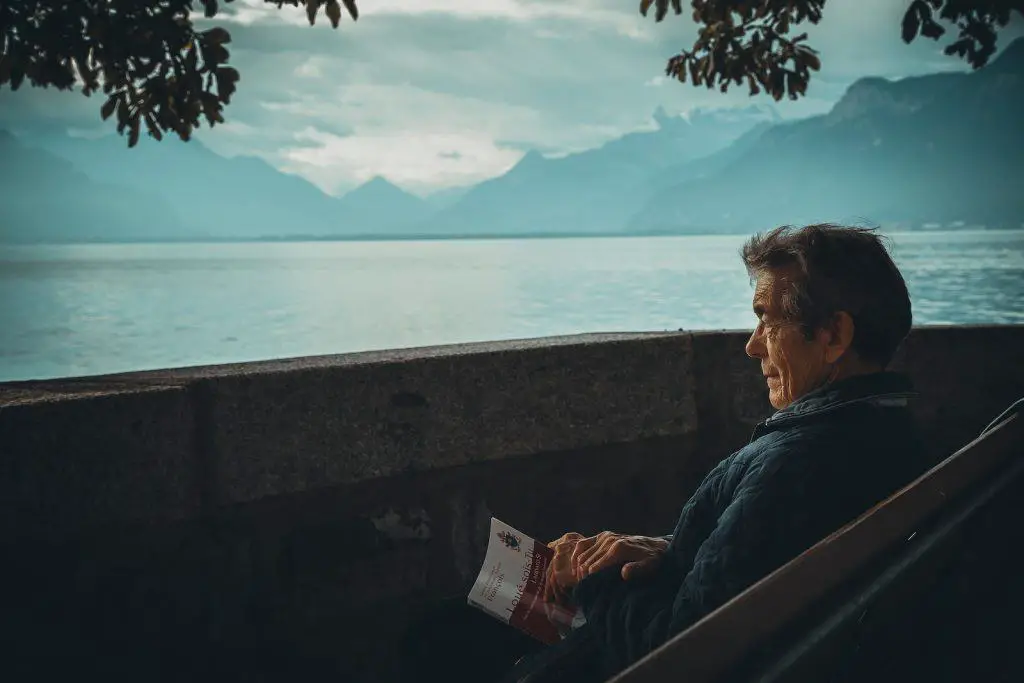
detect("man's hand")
[544,532,584,605]
[571,532,669,581]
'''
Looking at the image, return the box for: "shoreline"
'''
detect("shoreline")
[2,224,1023,247]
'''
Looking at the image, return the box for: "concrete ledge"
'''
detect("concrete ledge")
[198,332,698,505]
[1,332,700,531]
[2,326,1022,536]
[0,385,199,536]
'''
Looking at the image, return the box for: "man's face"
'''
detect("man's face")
[744,269,832,410]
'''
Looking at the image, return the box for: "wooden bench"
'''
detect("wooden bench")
[610,409,1024,683]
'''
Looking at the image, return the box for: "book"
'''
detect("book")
[467,517,586,645]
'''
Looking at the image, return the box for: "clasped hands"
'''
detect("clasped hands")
[543,531,669,605]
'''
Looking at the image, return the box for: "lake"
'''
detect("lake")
[1,231,1022,382]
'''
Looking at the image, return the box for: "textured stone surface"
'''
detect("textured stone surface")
[689,330,772,443]
[0,385,199,536]
[195,332,698,505]
[890,325,1024,459]
[0,332,700,530]
[5,326,1016,529]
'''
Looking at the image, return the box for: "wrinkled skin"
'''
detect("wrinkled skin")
[544,532,669,605]
[745,268,858,409]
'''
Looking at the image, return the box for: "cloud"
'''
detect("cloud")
[282,127,522,193]
[222,0,653,38]
[263,83,545,192]
[3,0,1013,195]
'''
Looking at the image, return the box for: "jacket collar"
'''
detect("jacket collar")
[762,371,916,429]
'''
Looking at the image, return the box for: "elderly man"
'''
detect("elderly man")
[401,224,930,683]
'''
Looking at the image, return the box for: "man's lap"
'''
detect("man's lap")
[398,596,608,683]
[398,596,543,683]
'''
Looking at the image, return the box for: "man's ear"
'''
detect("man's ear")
[823,311,855,364]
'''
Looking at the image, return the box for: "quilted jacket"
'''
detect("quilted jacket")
[506,371,930,683]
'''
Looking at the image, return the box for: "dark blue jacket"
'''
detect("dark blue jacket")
[508,372,930,683]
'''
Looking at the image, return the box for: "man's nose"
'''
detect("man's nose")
[745,328,765,359]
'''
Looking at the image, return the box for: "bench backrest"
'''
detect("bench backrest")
[610,411,1023,683]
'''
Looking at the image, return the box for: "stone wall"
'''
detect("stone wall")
[1,326,1021,682]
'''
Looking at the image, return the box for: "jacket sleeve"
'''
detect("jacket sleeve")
[575,454,813,672]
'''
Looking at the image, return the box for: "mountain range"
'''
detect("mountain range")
[418,104,780,236]
[0,131,434,243]
[628,36,1024,233]
[1,36,1022,244]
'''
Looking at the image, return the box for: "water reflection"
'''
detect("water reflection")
[0,231,1021,381]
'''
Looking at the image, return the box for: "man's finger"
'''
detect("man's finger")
[569,535,598,573]
[548,532,583,548]
[573,538,604,574]
[580,539,624,576]
[571,538,600,577]
[575,535,616,576]
[621,556,660,581]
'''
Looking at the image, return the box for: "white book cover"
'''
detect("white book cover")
[467,518,586,644]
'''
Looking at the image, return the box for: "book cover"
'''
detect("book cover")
[467,517,586,645]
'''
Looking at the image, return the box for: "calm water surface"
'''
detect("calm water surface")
[1,231,1022,382]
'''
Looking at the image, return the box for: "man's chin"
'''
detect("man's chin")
[768,389,786,410]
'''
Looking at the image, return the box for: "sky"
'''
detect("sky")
[0,0,1012,197]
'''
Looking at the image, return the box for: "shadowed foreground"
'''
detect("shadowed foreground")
[1,326,1021,681]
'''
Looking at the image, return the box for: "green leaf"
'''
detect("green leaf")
[746,74,760,96]
[117,98,130,126]
[342,0,359,20]
[215,66,239,103]
[101,95,117,120]
[9,63,25,91]
[326,0,342,28]
[655,0,670,22]
[145,113,163,142]
[901,4,921,43]
[920,20,945,40]
[204,27,231,45]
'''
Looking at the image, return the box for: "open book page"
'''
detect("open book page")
[467,518,586,645]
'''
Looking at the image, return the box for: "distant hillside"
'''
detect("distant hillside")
[423,184,474,210]
[337,176,432,234]
[0,132,188,244]
[627,37,1024,233]
[417,104,781,235]
[4,132,439,242]
[18,132,346,240]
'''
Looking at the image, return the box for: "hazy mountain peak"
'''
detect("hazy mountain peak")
[345,175,408,198]
[989,35,1024,73]
[366,175,397,188]
[336,174,429,233]
[684,103,781,125]
[652,105,676,129]
[519,149,544,164]
[507,149,546,174]
[829,75,925,120]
